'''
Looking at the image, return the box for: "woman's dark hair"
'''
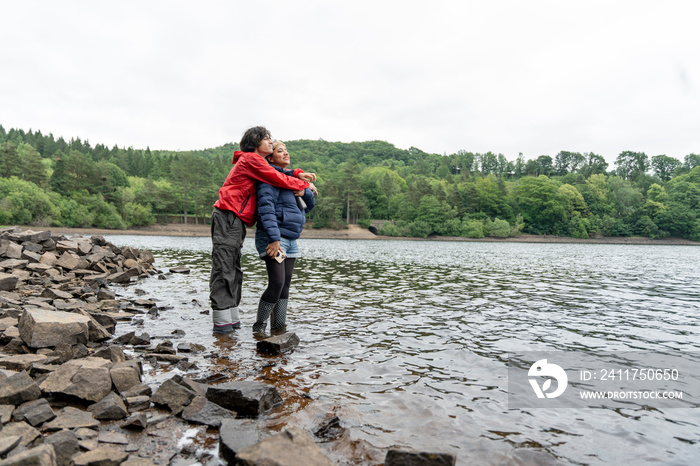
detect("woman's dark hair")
[240,126,271,152]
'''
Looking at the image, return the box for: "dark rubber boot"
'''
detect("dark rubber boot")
[253,300,276,334]
[271,298,288,333]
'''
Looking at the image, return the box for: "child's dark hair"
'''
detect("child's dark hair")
[240,126,271,152]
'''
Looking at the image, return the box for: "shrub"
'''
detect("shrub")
[377,222,401,236]
[461,219,485,238]
[484,217,511,238]
[124,202,156,227]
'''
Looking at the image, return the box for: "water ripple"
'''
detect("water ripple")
[104,236,700,465]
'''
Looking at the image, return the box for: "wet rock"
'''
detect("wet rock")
[180,395,237,428]
[0,371,41,405]
[176,342,205,353]
[384,450,457,466]
[39,357,113,402]
[235,426,334,466]
[121,412,148,430]
[256,332,300,355]
[168,266,190,274]
[0,420,41,446]
[206,381,282,418]
[218,418,265,465]
[11,399,55,427]
[87,392,128,420]
[43,430,80,466]
[150,376,198,414]
[0,443,56,465]
[148,353,187,364]
[0,273,19,292]
[42,407,99,431]
[153,340,175,354]
[313,415,346,440]
[175,360,198,372]
[71,447,128,466]
[18,308,90,348]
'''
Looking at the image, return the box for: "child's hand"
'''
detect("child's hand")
[299,172,317,182]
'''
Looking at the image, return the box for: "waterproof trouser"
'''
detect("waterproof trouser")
[209,208,246,331]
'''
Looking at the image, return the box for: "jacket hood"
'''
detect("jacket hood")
[232,150,244,164]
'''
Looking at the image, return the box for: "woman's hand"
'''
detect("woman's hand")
[299,172,317,182]
[266,241,281,258]
[307,182,318,197]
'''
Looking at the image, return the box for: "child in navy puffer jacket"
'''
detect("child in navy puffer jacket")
[253,141,316,334]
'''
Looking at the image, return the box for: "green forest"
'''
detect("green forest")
[1,124,700,241]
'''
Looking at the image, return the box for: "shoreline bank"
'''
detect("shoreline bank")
[41,224,700,246]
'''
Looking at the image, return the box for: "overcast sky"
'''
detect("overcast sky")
[2,1,699,164]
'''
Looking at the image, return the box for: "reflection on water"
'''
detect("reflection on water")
[104,235,700,465]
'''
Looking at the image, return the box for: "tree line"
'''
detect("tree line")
[1,124,699,241]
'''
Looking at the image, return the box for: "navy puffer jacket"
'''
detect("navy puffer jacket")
[256,166,316,242]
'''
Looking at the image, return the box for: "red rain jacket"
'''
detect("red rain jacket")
[213,150,309,226]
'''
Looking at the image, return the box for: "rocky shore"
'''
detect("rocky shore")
[0,227,456,466]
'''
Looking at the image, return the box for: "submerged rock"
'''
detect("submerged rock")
[385,450,457,466]
[256,332,300,355]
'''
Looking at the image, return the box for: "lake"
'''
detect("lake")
[102,235,700,465]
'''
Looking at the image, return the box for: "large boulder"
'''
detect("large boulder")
[206,381,282,418]
[235,426,334,466]
[39,357,113,402]
[18,309,90,348]
[150,376,199,414]
[180,396,237,427]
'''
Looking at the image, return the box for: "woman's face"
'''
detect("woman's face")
[268,144,290,168]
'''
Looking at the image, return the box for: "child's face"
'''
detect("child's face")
[268,144,290,168]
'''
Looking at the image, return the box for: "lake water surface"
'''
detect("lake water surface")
[102,236,700,465]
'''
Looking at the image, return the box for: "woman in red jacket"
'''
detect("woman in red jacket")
[209,126,316,334]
